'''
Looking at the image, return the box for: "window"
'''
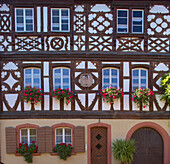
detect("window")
[51,8,70,32]
[102,68,119,88]
[117,9,144,33]
[53,68,70,89]
[117,9,128,33]
[24,68,41,88]
[132,10,144,33]
[20,128,36,145]
[55,128,72,145]
[132,68,148,90]
[15,8,34,32]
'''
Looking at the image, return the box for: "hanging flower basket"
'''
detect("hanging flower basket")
[100,86,124,105]
[51,88,74,105]
[53,143,73,160]
[16,141,38,163]
[23,86,43,104]
[132,87,154,108]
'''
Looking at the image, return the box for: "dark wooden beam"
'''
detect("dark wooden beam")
[0,111,169,119]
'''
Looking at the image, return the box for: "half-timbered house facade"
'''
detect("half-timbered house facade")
[0,0,170,164]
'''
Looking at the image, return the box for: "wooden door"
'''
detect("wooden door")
[131,127,163,164]
[91,127,107,164]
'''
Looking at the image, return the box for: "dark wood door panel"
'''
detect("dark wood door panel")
[131,127,163,164]
[91,127,107,164]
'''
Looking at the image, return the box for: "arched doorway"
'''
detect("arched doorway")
[131,127,163,164]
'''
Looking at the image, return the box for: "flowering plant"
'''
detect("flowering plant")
[23,86,43,104]
[160,72,170,105]
[51,88,74,105]
[53,143,73,160]
[16,141,38,163]
[132,87,154,108]
[100,86,124,104]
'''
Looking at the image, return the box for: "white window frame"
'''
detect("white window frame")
[132,68,148,90]
[15,8,34,32]
[102,68,119,88]
[53,67,70,89]
[55,128,72,145]
[24,68,41,88]
[51,8,70,32]
[117,9,129,33]
[132,9,144,33]
[20,128,36,145]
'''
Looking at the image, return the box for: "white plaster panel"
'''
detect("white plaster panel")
[92,85,98,91]
[132,101,139,111]
[75,72,81,78]
[35,103,41,110]
[76,61,85,69]
[78,94,85,106]
[132,62,150,65]
[23,61,41,64]
[3,62,18,70]
[75,101,81,111]
[91,72,98,78]
[53,98,60,110]
[91,4,110,12]
[64,99,71,110]
[150,5,169,14]
[155,94,166,109]
[75,5,84,12]
[16,102,21,111]
[75,84,81,90]
[102,62,120,64]
[24,102,31,111]
[154,63,169,71]
[102,100,110,110]
[4,74,18,89]
[44,78,49,92]
[92,100,98,111]
[52,61,71,63]
[37,7,41,32]
[153,86,158,91]
[88,94,96,106]
[114,98,120,110]
[43,7,48,32]
[44,95,49,110]
[43,62,49,76]
[123,62,129,76]
[123,79,129,92]
[5,94,18,108]
[0,4,10,11]
[156,77,161,87]
[88,62,96,69]
[153,73,158,79]
[123,95,129,111]
[3,102,8,111]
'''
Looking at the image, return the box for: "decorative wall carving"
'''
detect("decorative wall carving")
[0,14,11,32]
[74,35,86,51]
[45,36,70,51]
[116,37,144,52]
[15,36,42,51]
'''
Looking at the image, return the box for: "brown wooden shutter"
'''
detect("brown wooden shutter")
[6,127,16,154]
[37,127,46,153]
[74,126,85,153]
[45,127,53,153]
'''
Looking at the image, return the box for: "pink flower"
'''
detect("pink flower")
[37,90,39,93]
[35,101,37,103]
[29,98,32,100]
[143,106,146,108]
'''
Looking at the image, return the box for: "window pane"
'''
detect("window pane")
[141,70,146,76]
[133,70,139,76]
[65,128,71,135]
[21,137,28,143]
[118,10,127,17]
[62,24,68,31]
[30,137,36,144]
[26,25,33,31]
[63,78,69,84]
[25,69,31,74]
[56,129,62,135]
[52,17,59,23]
[61,10,68,16]
[17,17,24,23]
[33,69,40,75]
[25,78,31,84]
[54,69,61,74]
[26,9,33,16]
[52,10,59,16]
[103,69,109,76]
[104,78,109,83]
[30,129,36,135]
[55,78,61,83]
[133,26,142,33]
[111,69,117,75]
[65,136,71,143]
[63,69,69,75]
[133,79,139,84]
[141,79,146,84]
[56,136,63,143]
[111,78,117,83]
[118,18,127,24]
[133,11,142,17]
[16,9,23,16]
[21,129,27,135]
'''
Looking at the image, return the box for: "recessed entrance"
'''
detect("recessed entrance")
[131,127,163,164]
